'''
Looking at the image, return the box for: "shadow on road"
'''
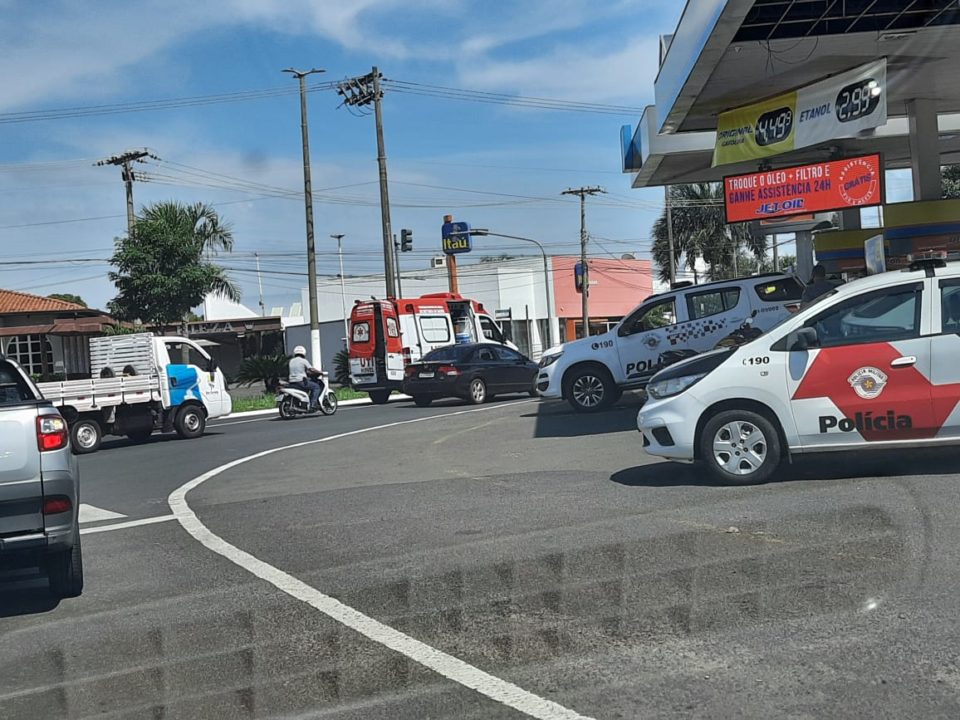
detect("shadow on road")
[612,446,960,488]
[528,392,645,438]
[0,571,60,617]
[98,431,224,452]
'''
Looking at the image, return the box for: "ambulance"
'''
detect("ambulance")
[347,293,514,404]
[637,254,960,485]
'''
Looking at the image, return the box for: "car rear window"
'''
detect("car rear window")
[0,360,39,404]
[422,345,471,362]
[754,277,803,302]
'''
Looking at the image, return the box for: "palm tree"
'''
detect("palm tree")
[109,201,239,329]
[652,183,766,282]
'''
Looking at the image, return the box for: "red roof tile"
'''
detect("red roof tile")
[0,289,89,314]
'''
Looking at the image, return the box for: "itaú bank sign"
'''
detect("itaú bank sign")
[723,154,884,224]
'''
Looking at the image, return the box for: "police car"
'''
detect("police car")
[537,273,803,412]
[637,254,960,484]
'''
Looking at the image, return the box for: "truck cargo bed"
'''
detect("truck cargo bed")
[38,376,162,411]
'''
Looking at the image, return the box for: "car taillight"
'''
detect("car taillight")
[37,416,69,452]
[43,495,72,515]
[405,365,418,377]
[437,365,461,376]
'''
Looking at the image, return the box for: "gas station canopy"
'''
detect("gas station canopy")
[628,0,960,188]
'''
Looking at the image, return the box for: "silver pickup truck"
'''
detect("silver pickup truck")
[0,357,83,598]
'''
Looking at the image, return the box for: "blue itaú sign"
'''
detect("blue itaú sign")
[441,221,472,255]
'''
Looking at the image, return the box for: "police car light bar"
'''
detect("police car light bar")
[906,250,958,272]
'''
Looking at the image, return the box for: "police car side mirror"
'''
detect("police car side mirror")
[787,327,818,351]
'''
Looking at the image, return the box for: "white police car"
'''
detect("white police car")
[637,254,960,484]
[537,273,803,412]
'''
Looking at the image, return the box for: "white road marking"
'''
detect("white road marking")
[80,515,176,535]
[79,503,126,523]
[169,400,592,720]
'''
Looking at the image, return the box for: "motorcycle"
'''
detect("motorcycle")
[276,370,338,419]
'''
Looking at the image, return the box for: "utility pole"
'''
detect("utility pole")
[337,67,396,297]
[96,149,156,237]
[664,185,676,286]
[284,66,325,369]
[255,252,266,316]
[562,186,605,338]
[331,234,349,345]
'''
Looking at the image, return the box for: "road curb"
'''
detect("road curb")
[226,394,412,419]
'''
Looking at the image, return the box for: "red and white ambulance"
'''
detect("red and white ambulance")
[348,292,514,403]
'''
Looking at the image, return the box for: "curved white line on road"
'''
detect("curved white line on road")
[169,400,593,720]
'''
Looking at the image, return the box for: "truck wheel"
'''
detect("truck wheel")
[698,410,782,485]
[368,390,390,405]
[564,366,614,413]
[175,405,206,439]
[47,533,84,598]
[70,419,102,454]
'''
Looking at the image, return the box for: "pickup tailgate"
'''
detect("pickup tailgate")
[0,404,42,537]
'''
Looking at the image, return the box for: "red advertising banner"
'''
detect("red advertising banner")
[724,153,883,224]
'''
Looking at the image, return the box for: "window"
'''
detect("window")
[494,346,526,363]
[419,316,450,344]
[5,334,53,377]
[164,341,210,369]
[754,277,803,302]
[941,281,960,333]
[422,345,471,362]
[474,347,497,362]
[385,316,399,338]
[686,287,741,320]
[805,283,921,348]
[619,298,677,336]
[479,316,504,343]
[352,321,370,344]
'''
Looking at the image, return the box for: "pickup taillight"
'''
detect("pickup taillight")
[37,415,69,452]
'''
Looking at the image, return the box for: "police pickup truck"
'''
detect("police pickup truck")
[638,254,960,484]
[537,273,804,412]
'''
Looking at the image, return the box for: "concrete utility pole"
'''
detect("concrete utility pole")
[255,252,266,316]
[664,185,676,286]
[331,234,349,346]
[337,67,396,297]
[95,149,155,237]
[562,186,605,338]
[284,67,325,369]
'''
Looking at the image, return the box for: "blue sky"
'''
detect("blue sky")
[0,0,686,313]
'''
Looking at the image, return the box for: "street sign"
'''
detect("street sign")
[494,309,512,321]
[441,221,472,255]
[574,262,585,293]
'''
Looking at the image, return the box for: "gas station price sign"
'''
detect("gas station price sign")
[723,153,883,224]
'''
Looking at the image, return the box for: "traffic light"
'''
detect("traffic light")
[400,228,413,252]
[574,262,585,293]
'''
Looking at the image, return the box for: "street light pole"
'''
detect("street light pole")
[460,229,556,351]
[331,234,348,346]
[284,66,325,368]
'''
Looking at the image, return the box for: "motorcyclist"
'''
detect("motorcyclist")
[288,345,321,409]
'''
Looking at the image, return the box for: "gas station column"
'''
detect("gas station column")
[907,98,943,202]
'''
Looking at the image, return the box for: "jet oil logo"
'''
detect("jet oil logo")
[819,411,912,434]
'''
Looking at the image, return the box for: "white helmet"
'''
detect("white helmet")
[293,345,307,357]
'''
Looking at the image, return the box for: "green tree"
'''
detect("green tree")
[108,202,239,329]
[48,293,87,307]
[652,183,765,283]
[943,165,960,200]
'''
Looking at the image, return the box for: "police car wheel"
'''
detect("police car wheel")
[565,366,613,413]
[699,410,781,485]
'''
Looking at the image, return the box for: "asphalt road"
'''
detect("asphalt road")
[3,392,960,719]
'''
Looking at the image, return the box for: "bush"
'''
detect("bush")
[334,349,350,386]
[236,354,288,393]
